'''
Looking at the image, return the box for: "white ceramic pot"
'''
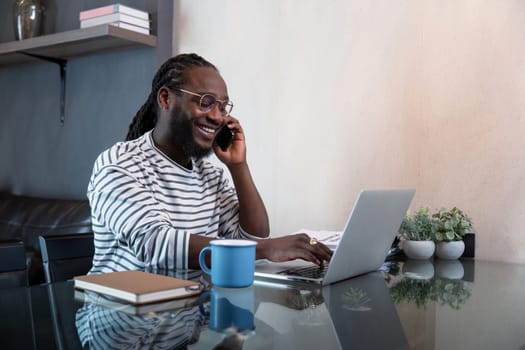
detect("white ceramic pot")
[435,241,465,260]
[402,240,435,260]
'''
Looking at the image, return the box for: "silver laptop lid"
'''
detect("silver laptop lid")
[254,189,415,285]
[323,189,415,284]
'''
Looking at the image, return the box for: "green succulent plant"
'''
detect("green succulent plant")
[431,207,473,242]
[398,207,433,241]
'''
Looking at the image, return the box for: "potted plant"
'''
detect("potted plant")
[398,207,435,260]
[432,207,473,260]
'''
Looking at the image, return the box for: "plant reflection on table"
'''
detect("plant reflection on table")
[389,275,472,310]
[389,278,434,308]
[431,277,471,309]
[342,287,372,311]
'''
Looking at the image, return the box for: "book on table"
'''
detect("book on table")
[73,270,203,305]
[80,13,150,30]
[79,3,149,21]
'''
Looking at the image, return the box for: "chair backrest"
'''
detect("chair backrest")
[0,240,28,288]
[39,233,94,284]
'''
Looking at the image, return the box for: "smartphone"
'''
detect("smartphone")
[214,124,234,151]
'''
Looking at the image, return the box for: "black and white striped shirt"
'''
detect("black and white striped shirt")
[87,131,254,273]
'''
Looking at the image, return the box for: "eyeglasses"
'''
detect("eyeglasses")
[177,88,234,116]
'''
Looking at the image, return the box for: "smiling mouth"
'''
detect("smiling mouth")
[195,123,218,139]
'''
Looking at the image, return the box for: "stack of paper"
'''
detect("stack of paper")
[293,229,342,250]
[79,3,150,35]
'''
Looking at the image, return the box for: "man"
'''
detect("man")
[87,53,331,273]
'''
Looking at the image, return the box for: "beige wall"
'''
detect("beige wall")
[175,0,525,263]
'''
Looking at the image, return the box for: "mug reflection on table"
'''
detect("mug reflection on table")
[200,286,255,333]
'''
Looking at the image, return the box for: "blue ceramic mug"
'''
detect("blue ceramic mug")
[199,239,257,288]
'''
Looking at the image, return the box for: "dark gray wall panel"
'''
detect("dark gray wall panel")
[0,48,155,199]
[0,0,160,199]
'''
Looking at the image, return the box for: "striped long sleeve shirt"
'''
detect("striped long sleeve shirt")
[87,131,255,273]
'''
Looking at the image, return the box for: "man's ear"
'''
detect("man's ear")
[157,87,171,111]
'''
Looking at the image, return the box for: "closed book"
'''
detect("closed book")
[80,13,150,29]
[80,21,150,35]
[80,3,149,21]
[74,270,203,304]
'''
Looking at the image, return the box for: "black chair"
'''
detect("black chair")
[39,233,94,284]
[0,240,28,288]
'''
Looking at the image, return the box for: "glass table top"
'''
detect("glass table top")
[1,258,524,350]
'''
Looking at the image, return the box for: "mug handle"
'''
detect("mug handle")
[199,246,212,275]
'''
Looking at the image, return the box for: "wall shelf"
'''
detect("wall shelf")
[0,25,156,124]
[0,24,157,66]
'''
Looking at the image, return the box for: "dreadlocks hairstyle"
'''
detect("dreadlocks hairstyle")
[125,53,217,141]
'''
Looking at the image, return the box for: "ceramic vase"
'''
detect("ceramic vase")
[13,0,44,40]
[435,241,465,260]
[402,240,435,260]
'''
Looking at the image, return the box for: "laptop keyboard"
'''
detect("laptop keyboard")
[279,264,329,279]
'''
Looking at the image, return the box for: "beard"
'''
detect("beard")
[169,106,212,160]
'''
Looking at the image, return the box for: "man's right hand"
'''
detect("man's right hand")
[256,233,333,266]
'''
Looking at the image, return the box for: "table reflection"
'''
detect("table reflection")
[322,272,410,350]
[387,259,525,350]
[200,286,255,334]
[386,259,473,310]
[75,267,408,349]
[3,259,524,349]
[75,292,204,349]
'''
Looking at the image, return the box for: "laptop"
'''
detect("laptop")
[254,189,415,285]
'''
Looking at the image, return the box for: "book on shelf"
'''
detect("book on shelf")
[74,289,201,316]
[80,3,149,21]
[80,21,150,35]
[80,13,150,30]
[74,270,203,305]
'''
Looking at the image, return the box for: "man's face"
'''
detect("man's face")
[169,66,229,160]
